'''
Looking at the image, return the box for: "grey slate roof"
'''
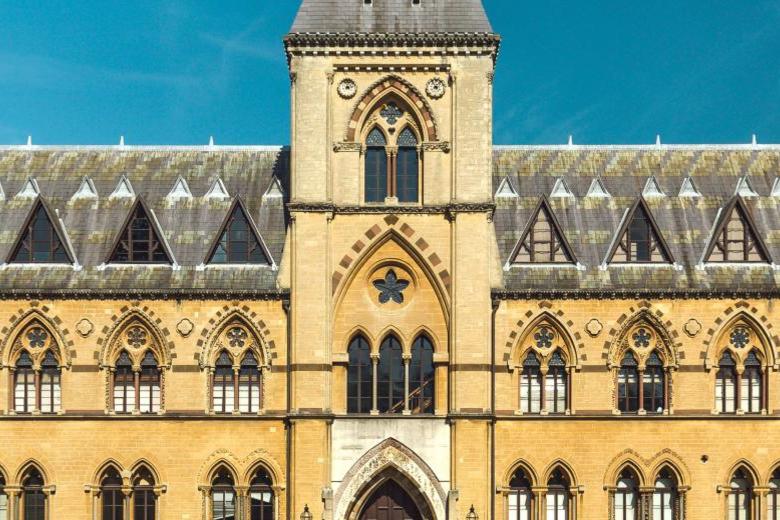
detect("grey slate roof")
[0,148,288,295]
[493,146,780,295]
[290,0,493,34]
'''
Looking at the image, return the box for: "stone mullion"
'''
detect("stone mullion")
[233,367,240,415]
[6,487,20,520]
[565,366,573,415]
[371,355,379,415]
[539,367,548,415]
[638,488,654,520]
[33,369,41,415]
[664,367,671,414]
[735,367,744,414]
[637,369,645,415]
[8,367,16,413]
[605,488,615,520]
[532,486,547,520]
[133,369,141,415]
[762,365,769,414]
[403,356,411,415]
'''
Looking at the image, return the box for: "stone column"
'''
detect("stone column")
[403,356,411,415]
[232,366,240,415]
[371,355,379,415]
[133,369,141,415]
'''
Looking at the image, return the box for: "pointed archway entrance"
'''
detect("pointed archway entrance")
[359,480,422,520]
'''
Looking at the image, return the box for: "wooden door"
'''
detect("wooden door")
[360,480,422,520]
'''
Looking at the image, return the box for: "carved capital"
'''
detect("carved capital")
[333,142,363,153]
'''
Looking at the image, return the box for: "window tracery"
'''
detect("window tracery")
[713,319,771,415]
[9,320,63,415]
[20,467,49,520]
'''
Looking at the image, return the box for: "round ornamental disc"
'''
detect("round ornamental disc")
[338,79,357,99]
[426,78,446,99]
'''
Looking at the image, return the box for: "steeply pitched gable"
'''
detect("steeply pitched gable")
[108,198,172,264]
[206,198,273,265]
[8,198,73,264]
[704,197,770,263]
[607,199,673,264]
[509,198,575,264]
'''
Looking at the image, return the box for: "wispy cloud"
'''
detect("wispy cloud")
[200,33,282,63]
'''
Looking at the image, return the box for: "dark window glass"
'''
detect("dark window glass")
[653,468,678,520]
[212,469,236,520]
[614,469,639,520]
[547,468,570,520]
[643,350,665,414]
[10,204,69,264]
[618,352,639,413]
[110,204,170,263]
[210,204,269,264]
[546,350,568,414]
[742,350,762,414]
[520,351,542,414]
[213,351,235,414]
[22,469,46,520]
[396,128,419,203]
[39,350,60,414]
[139,351,160,414]
[615,204,669,263]
[410,335,434,414]
[716,351,738,414]
[250,468,274,520]
[729,468,753,520]
[239,352,262,413]
[114,351,134,414]
[133,467,156,520]
[365,128,388,203]
[377,336,404,413]
[508,468,533,520]
[101,468,124,520]
[347,336,372,413]
[14,351,35,413]
[769,469,780,520]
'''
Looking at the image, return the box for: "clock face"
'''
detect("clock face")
[426,78,446,99]
[338,79,357,99]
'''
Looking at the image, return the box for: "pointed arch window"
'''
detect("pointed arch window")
[249,468,274,520]
[617,352,640,413]
[396,128,419,203]
[614,469,639,520]
[610,201,672,263]
[208,200,271,265]
[545,350,568,414]
[511,199,575,264]
[707,199,769,263]
[0,473,6,520]
[378,335,404,413]
[101,467,124,520]
[239,352,262,414]
[109,201,171,263]
[21,468,46,520]
[741,350,762,414]
[768,468,780,520]
[728,468,753,520]
[211,468,236,520]
[546,468,571,520]
[14,351,35,414]
[652,467,679,520]
[716,351,738,414]
[213,351,235,414]
[139,351,160,414]
[9,202,70,264]
[113,351,135,414]
[508,467,533,520]
[643,350,665,414]
[410,335,434,414]
[39,350,61,414]
[365,128,389,203]
[347,335,372,414]
[520,351,542,414]
[132,467,157,520]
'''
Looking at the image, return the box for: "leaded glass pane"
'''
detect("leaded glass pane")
[377,336,404,413]
[11,204,69,264]
[410,335,434,414]
[347,336,372,413]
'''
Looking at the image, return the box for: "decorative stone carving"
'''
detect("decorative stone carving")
[337,78,357,99]
[76,318,94,338]
[684,319,701,338]
[426,78,446,99]
[421,141,451,153]
[586,318,603,337]
[177,318,194,338]
[333,142,363,153]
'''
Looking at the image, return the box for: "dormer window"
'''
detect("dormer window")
[363,98,421,204]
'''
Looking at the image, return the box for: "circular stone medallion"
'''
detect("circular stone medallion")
[337,79,357,99]
[426,78,446,99]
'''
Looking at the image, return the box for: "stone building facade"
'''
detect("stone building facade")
[0,1,779,519]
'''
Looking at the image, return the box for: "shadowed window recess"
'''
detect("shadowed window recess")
[9,200,71,264]
[511,198,576,264]
[609,199,673,263]
[109,199,171,264]
[208,199,272,265]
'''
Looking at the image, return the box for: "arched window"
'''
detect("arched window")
[132,467,157,520]
[410,335,434,414]
[14,351,35,413]
[546,468,570,520]
[239,352,262,414]
[768,468,780,520]
[213,351,235,414]
[653,467,678,520]
[347,335,372,414]
[365,128,388,203]
[113,351,135,414]
[39,350,61,414]
[508,467,533,520]
[716,351,738,414]
[249,468,274,520]
[614,468,639,520]
[728,468,753,520]
[520,351,541,414]
[211,468,236,520]
[139,351,160,414]
[377,335,404,413]
[618,352,640,413]
[643,350,665,414]
[396,128,419,203]
[0,473,7,520]
[101,467,124,520]
[545,350,567,414]
[741,350,762,414]
[21,468,46,520]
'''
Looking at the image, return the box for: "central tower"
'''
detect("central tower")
[283,2,500,519]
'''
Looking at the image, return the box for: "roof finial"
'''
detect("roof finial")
[119,135,125,147]
[208,136,215,147]
[752,134,758,146]
[26,135,33,148]
[567,135,574,147]
[655,134,662,147]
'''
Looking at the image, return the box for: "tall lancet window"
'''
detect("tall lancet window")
[396,128,419,202]
[365,129,389,203]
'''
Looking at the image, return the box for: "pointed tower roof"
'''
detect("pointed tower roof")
[289,0,494,34]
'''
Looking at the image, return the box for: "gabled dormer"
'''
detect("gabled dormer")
[703,196,770,264]
[508,197,576,265]
[107,198,172,264]
[606,198,674,264]
[8,198,73,264]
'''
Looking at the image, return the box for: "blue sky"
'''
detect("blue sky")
[0,1,778,145]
